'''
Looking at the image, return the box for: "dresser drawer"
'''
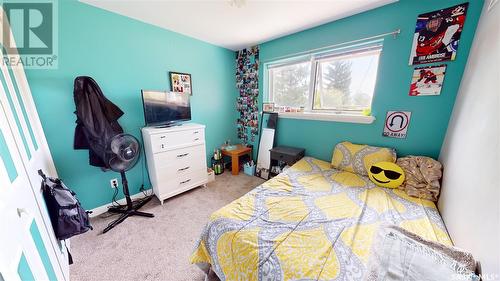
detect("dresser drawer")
[153,144,205,169]
[156,168,207,198]
[151,128,205,153]
[154,160,206,179]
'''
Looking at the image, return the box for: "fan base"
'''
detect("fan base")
[102,196,154,234]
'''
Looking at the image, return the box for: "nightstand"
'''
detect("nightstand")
[221,144,252,175]
[269,146,305,177]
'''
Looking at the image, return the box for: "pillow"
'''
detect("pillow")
[331,142,397,176]
[365,224,478,281]
[396,156,443,201]
[368,161,405,188]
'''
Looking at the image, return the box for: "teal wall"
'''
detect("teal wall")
[25,1,237,210]
[258,0,483,161]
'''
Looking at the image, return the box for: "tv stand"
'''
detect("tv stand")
[154,122,185,129]
[141,123,208,204]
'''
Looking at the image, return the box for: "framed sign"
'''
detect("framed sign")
[383,111,412,139]
[169,72,192,95]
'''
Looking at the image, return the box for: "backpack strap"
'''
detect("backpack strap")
[65,243,73,265]
[59,204,79,210]
[38,169,47,180]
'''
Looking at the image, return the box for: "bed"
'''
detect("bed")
[191,157,452,280]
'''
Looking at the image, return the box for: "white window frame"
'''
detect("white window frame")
[265,43,383,124]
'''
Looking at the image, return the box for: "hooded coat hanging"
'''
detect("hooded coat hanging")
[73,76,124,168]
[236,45,259,143]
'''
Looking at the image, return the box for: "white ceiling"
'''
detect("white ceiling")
[80,0,397,51]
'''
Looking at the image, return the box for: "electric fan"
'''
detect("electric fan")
[102,134,154,234]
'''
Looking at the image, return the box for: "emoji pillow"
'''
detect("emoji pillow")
[368,161,405,188]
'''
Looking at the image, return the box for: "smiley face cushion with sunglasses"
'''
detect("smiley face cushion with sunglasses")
[368,161,405,188]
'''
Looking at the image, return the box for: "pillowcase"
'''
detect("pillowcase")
[331,141,397,176]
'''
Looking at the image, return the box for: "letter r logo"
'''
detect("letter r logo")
[3,3,53,54]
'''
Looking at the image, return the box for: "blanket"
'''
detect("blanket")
[191,157,452,280]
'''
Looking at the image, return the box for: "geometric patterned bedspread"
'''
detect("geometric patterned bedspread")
[190,157,452,280]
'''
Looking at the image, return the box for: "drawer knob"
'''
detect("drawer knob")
[193,131,199,134]
[180,179,191,184]
[194,138,200,141]
[178,166,190,172]
[177,153,189,158]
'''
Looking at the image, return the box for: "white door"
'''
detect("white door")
[0,7,69,281]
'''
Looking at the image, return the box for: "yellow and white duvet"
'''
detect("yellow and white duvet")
[191,157,451,280]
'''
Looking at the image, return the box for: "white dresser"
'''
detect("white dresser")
[142,123,208,204]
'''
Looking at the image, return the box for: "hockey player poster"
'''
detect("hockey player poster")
[409,65,447,96]
[409,3,469,65]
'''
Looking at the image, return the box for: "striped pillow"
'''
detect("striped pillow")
[331,141,397,176]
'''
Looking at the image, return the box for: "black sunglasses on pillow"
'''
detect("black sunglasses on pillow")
[370,166,402,180]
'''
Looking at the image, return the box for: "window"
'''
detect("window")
[267,44,382,122]
[268,60,311,109]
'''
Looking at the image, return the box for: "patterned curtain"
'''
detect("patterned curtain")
[236,46,259,144]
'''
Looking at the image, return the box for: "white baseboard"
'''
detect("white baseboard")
[88,191,152,217]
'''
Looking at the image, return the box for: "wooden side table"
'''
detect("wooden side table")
[221,144,252,175]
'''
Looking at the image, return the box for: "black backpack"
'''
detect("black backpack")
[39,170,92,240]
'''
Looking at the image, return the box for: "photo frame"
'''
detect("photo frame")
[169,72,192,95]
[263,102,274,113]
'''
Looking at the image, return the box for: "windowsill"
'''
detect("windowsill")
[276,112,375,124]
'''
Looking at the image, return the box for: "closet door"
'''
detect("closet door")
[0,101,66,281]
[0,7,69,281]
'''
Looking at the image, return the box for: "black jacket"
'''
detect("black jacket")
[73,76,124,168]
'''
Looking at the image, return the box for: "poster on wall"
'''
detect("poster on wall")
[409,64,447,96]
[383,111,412,139]
[409,3,469,65]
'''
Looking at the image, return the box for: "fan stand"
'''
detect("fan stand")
[102,171,154,234]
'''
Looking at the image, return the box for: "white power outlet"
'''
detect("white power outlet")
[110,178,119,188]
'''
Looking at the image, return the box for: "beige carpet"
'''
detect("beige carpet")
[70,173,264,281]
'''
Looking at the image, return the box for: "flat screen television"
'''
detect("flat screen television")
[141,90,191,126]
